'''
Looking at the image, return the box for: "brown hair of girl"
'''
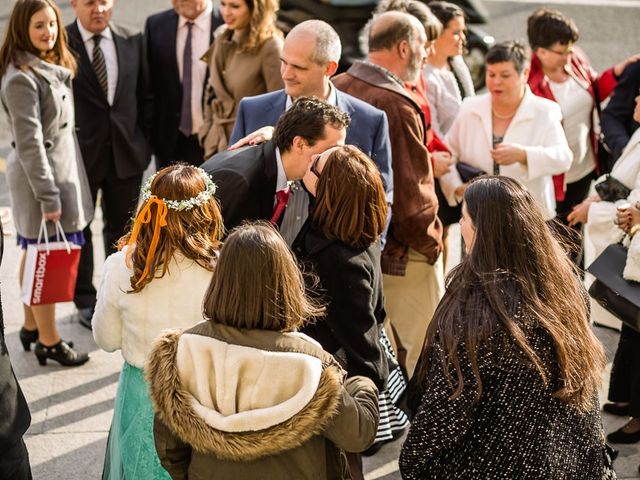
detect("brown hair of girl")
[0,0,77,77]
[121,164,223,293]
[312,145,388,249]
[203,222,324,331]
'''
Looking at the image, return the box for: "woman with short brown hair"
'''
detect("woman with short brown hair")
[293,145,409,456]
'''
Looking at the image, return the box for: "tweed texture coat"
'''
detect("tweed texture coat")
[0,51,93,239]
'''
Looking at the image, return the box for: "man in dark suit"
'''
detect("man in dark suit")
[229,19,393,205]
[203,98,349,232]
[145,0,223,168]
[67,0,152,328]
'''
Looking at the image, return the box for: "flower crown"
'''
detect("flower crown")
[140,167,217,211]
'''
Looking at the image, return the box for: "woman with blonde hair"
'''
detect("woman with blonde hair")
[93,164,223,479]
[147,222,379,479]
[401,176,610,479]
[0,0,92,367]
[199,0,283,157]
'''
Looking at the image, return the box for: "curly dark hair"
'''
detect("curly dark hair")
[273,97,351,153]
[527,8,579,51]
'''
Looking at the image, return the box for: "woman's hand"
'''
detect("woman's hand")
[616,203,640,233]
[432,151,453,178]
[42,210,61,222]
[567,199,595,226]
[614,53,640,78]
[491,143,527,166]
[227,126,275,150]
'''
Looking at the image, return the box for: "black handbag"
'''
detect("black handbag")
[594,175,631,202]
[587,242,640,331]
[456,162,486,183]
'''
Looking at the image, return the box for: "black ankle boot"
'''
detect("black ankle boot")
[34,340,89,367]
[19,328,73,351]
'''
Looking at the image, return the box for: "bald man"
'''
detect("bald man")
[334,11,443,377]
[229,20,393,244]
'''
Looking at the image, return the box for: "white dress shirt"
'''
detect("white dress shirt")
[176,1,212,135]
[549,76,596,183]
[76,20,118,105]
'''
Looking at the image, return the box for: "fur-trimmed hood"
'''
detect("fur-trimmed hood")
[146,321,346,461]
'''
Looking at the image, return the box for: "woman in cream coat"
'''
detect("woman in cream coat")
[442,42,572,220]
[571,96,640,445]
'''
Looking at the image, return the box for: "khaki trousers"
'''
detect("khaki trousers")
[383,249,444,378]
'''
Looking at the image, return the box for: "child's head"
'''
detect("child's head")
[123,164,223,292]
[203,222,324,331]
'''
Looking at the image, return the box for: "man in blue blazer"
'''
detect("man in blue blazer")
[229,19,393,205]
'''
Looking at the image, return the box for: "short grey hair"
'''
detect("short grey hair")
[289,20,342,65]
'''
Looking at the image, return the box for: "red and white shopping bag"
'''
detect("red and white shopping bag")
[21,221,81,306]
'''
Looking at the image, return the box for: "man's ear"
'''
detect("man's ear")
[292,135,308,153]
[397,39,409,60]
[325,60,339,78]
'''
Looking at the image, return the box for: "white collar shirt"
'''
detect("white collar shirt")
[77,20,118,105]
[176,1,212,134]
[285,81,338,110]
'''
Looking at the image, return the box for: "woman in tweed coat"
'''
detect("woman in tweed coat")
[401,176,613,479]
[0,0,92,367]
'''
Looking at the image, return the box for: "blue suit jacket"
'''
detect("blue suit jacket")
[230,88,393,203]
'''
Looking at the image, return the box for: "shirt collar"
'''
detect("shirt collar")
[178,0,213,30]
[362,60,404,88]
[285,81,338,110]
[274,147,289,192]
[76,20,112,43]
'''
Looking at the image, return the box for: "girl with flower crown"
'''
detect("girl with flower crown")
[92,164,223,480]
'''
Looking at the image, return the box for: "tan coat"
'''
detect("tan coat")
[146,321,379,480]
[334,61,442,273]
[199,27,283,158]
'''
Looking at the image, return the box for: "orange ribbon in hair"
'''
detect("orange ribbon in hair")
[126,196,168,286]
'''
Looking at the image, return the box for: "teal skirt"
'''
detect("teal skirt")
[102,362,171,480]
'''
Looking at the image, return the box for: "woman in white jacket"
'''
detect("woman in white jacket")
[442,41,572,221]
[570,95,640,445]
[92,165,223,479]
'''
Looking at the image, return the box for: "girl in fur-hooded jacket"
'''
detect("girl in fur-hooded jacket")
[146,223,380,480]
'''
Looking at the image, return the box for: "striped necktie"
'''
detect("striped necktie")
[92,34,108,98]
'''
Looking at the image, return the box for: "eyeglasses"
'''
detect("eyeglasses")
[310,153,322,178]
[546,46,574,57]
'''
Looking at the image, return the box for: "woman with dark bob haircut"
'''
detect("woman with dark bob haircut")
[146,222,379,480]
[400,176,612,479]
[293,145,410,460]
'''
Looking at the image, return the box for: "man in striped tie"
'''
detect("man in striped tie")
[67,0,152,329]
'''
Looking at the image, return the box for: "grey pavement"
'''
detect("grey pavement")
[1,0,640,478]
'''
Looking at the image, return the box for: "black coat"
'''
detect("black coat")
[400,286,609,480]
[292,222,388,389]
[0,221,31,450]
[201,141,278,232]
[602,61,640,162]
[144,8,222,162]
[66,21,152,181]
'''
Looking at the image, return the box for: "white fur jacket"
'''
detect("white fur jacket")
[92,248,214,368]
[146,321,380,480]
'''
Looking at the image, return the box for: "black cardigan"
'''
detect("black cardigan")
[400,290,609,479]
[0,221,31,449]
[292,222,388,389]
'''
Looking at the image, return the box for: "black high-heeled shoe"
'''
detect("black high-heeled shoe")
[19,328,73,351]
[34,340,89,367]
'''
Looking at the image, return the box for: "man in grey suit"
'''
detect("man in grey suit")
[67,0,152,328]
